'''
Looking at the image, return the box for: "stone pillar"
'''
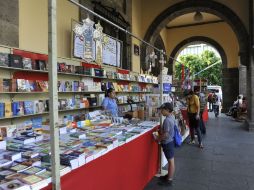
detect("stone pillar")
[239,64,247,96]
[246,53,254,131]
[221,68,239,113]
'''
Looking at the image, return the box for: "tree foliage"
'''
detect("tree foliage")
[175,50,222,85]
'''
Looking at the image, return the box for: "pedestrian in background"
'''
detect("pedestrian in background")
[187,90,204,148]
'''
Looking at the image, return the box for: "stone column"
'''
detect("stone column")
[221,68,239,113]
[239,64,247,96]
[246,52,254,131]
[246,0,254,131]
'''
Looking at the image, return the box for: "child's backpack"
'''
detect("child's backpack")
[174,124,182,147]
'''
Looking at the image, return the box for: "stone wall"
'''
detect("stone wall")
[222,68,239,112]
[0,0,19,47]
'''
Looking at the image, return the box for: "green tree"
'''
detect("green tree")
[175,50,222,85]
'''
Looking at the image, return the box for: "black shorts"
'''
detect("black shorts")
[161,141,174,160]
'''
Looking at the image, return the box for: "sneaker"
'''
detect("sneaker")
[159,174,168,180]
[188,140,195,144]
[199,143,204,149]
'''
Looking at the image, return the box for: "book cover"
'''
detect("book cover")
[0,53,9,67]
[65,98,74,110]
[5,102,12,117]
[20,174,45,185]
[0,169,15,180]
[33,101,39,114]
[0,102,5,118]
[0,179,30,190]
[18,102,24,116]
[72,81,79,92]
[12,136,35,145]
[28,80,37,92]
[24,80,31,92]
[0,125,17,137]
[37,170,51,183]
[5,173,28,181]
[21,166,46,175]
[70,132,86,139]
[0,159,12,168]
[3,79,11,92]
[65,81,72,91]
[10,164,30,173]
[21,151,39,159]
[58,62,66,72]
[12,102,20,116]
[20,158,41,167]
[8,54,23,68]
[37,81,48,92]
[65,64,72,73]
[17,79,27,92]
[60,154,79,170]
[75,66,84,74]
[3,151,22,161]
[24,101,34,115]
[37,101,45,113]
[35,60,46,71]
[22,57,32,70]
[79,82,85,91]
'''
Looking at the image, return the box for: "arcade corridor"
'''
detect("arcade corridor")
[145,113,254,190]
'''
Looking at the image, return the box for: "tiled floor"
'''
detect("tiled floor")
[144,113,254,190]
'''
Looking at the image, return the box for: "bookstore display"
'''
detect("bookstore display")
[0,14,187,190]
[0,46,162,189]
[0,106,159,189]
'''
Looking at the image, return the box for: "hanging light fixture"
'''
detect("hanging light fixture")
[194,11,203,22]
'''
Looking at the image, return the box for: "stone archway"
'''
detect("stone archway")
[168,36,227,68]
[141,0,249,72]
[168,36,237,112]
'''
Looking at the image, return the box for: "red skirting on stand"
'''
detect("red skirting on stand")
[43,128,159,190]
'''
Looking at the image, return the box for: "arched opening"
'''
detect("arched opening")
[141,0,249,70]
[168,36,237,111]
[174,41,223,86]
[141,0,248,111]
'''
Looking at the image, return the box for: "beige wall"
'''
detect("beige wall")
[160,28,169,55]
[213,0,249,31]
[19,0,48,53]
[139,0,249,38]
[166,22,239,68]
[140,0,183,38]
[131,0,142,73]
[19,0,79,57]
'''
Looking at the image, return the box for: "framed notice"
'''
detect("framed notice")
[72,20,122,67]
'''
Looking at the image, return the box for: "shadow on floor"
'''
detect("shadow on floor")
[144,113,254,190]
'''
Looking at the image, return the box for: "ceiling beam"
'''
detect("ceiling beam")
[166,20,225,30]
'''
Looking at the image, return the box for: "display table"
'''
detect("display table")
[43,127,159,190]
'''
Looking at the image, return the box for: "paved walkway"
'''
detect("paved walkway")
[144,113,254,190]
